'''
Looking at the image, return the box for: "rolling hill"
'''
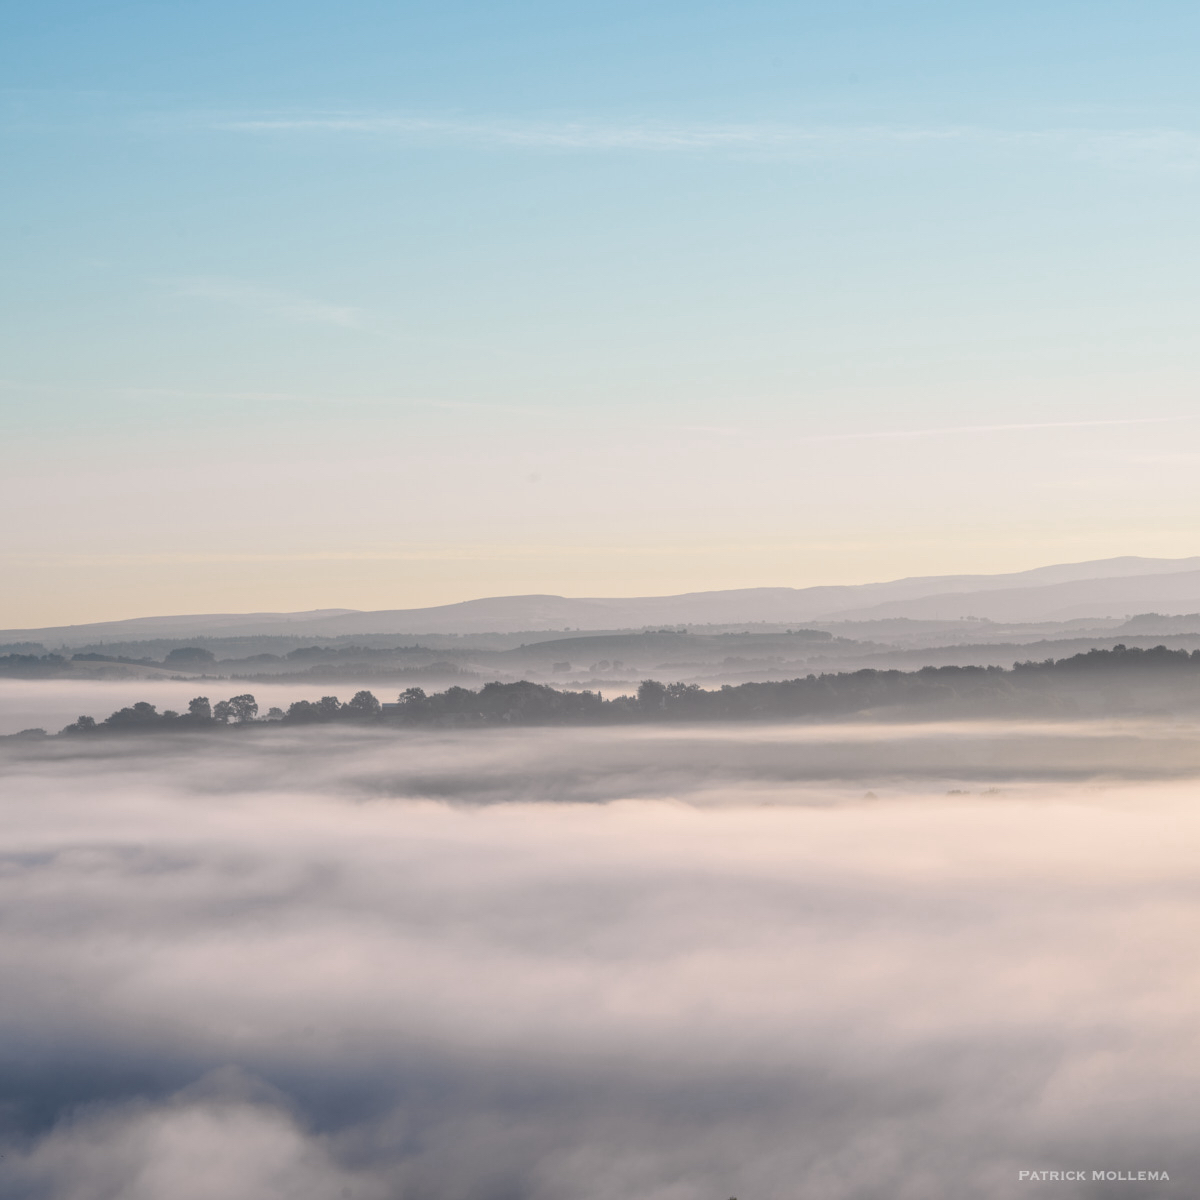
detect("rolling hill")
[5,555,1200,645]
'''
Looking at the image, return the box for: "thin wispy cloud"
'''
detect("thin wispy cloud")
[1073,128,1200,171]
[0,378,299,401]
[215,114,894,150]
[173,277,361,327]
[413,396,555,418]
[804,415,1189,444]
[211,112,1200,168]
[680,415,1188,443]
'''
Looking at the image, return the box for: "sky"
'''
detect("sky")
[4,1,1200,625]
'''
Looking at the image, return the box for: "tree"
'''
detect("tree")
[228,694,258,723]
[188,697,212,721]
[345,690,381,719]
[315,695,341,719]
[284,699,319,723]
[637,679,667,710]
[213,694,257,724]
[104,701,160,727]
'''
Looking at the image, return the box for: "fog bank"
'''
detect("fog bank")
[1,719,1195,1198]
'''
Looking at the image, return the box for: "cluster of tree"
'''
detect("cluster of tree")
[47,645,1200,738]
[62,696,258,729]
[1012,643,1200,673]
[63,694,264,733]
[164,647,217,665]
[389,682,604,724]
[614,669,1010,721]
[60,690,387,734]
[281,691,383,722]
[0,653,70,678]
[249,660,474,685]
[0,649,221,678]
[284,645,424,662]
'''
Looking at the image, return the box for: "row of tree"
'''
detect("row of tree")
[49,645,1200,736]
[61,690,392,734]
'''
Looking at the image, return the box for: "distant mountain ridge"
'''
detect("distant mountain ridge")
[6,555,1200,644]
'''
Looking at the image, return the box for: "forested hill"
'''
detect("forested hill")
[18,644,1200,740]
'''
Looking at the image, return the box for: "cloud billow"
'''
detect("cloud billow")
[0,722,1194,1198]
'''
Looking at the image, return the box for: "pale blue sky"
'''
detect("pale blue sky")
[4,2,1200,623]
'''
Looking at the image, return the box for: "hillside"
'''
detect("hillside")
[4,555,1200,644]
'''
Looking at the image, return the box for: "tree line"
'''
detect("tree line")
[43,644,1200,737]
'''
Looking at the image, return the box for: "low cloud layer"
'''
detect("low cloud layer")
[1,718,1197,1198]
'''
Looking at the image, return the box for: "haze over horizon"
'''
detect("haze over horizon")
[6,2,1200,625]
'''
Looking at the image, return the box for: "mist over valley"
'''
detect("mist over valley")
[1,713,1197,1198]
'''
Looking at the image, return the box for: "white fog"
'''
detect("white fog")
[1,703,1195,1198]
